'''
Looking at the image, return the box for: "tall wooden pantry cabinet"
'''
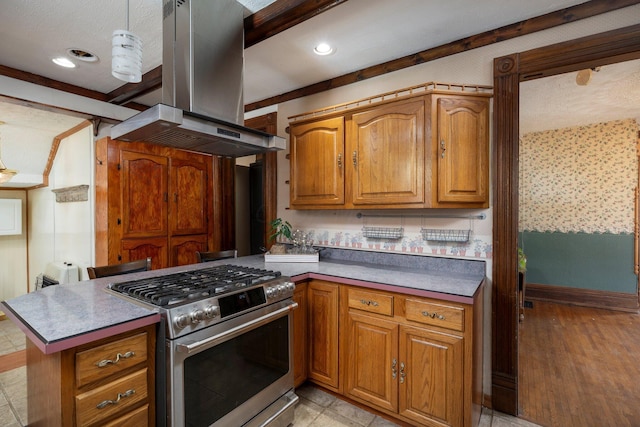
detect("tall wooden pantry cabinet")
[95,137,218,270]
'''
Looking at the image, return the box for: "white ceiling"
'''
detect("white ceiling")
[1,0,638,188]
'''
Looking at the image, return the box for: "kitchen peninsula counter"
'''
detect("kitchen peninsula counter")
[1,248,484,354]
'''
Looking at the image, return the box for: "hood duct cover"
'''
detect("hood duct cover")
[111,0,285,157]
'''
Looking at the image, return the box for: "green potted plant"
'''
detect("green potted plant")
[269,218,292,254]
[518,247,527,272]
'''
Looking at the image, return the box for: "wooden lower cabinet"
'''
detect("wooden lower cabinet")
[307,280,340,392]
[398,325,464,427]
[345,312,398,412]
[293,282,308,387]
[26,324,156,427]
[295,280,483,427]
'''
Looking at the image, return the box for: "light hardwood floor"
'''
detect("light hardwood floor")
[519,300,640,427]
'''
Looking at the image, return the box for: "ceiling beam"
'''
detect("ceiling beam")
[0,0,637,115]
[106,65,162,104]
[245,0,640,111]
[0,64,110,103]
[244,0,349,48]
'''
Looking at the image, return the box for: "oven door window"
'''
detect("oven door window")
[183,315,290,426]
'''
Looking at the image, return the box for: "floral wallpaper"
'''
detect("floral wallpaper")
[519,118,639,234]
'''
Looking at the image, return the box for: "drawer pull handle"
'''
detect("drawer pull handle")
[360,299,379,307]
[421,311,445,320]
[96,389,135,409]
[96,351,135,367]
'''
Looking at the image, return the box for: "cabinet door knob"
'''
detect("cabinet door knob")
[337,153,343,168]
[440,140,446,158]
[399,362,406,384]
[352,151,358,166]
[392,358,397,379]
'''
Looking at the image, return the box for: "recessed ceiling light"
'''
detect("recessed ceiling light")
[314,43,334,56]
[67,48,99,63]
[52,57,76,68]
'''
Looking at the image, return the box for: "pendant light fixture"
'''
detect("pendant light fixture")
[112,0,142,83]
[0,124,18,184]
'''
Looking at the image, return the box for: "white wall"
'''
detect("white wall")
[0,191,27,301]
[28,125,94,290]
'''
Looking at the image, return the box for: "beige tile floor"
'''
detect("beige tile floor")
[0,319,541,427]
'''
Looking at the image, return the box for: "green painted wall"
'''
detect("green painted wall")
[519,231,637,294]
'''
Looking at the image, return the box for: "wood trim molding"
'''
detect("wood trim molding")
[245,113,278,251]
[525,283,639,313]
[29,120,92,190]
[492,24,640,415]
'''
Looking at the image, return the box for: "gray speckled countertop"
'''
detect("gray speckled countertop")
[1,248,485,355]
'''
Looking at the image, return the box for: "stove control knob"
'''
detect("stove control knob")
[174,314,189,329]
[204,305,220,319]
[190,309,205,323]
[286,282,296,292]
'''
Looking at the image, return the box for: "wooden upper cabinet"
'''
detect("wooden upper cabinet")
[290,117,345,207]
[288,85,491,210]
[169,157,208,236]
[350,99,425,206]
[433,95,489,207]
[121,150,168,238]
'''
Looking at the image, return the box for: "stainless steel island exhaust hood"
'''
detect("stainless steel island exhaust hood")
[111,0,285,158]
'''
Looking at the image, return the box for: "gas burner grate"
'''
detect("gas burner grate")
[108,264,281,307]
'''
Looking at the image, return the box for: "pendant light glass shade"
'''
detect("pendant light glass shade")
[112,29,142,83]
[111,0,142,83]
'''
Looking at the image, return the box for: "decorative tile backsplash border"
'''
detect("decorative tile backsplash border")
[298,228,493,259]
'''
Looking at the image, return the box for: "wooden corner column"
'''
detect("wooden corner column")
[491,53,520,415]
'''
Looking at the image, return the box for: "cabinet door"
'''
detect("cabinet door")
[290,117,345,207]
[345,312,398,413]
[121,237,169,270]
[307,280,340,390]
[293,282,308,388]
[350,99,425,206]
[169,157,209,236]
[120,150,169,238]
[399,325,464,427]
[170,234,208,266]
[435,95,489,205]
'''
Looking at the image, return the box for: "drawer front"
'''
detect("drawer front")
[348,288,393,316]
[103,403,149,427]
[76,368,148,426]
[76,332,148,388]
[405,298,464,332]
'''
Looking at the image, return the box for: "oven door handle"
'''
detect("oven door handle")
[175,302,298,354]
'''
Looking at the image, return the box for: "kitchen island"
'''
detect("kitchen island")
[1,248,485,427]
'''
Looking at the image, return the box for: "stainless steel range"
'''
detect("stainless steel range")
[107,264,299,427]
